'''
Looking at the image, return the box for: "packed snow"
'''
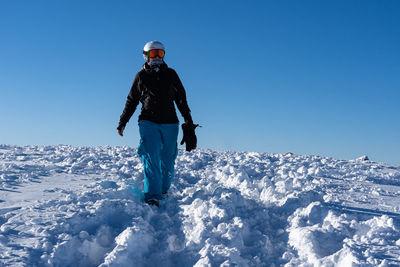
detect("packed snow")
[1,144,400,266]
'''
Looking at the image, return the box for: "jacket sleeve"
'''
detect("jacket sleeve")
[171,69,193,124]
[118,73,141,128]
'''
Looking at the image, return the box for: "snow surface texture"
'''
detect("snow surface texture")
[1,145,400,266]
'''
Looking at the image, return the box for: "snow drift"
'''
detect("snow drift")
[1,145,400,266]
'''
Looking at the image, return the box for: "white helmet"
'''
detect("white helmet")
[143,40,165,61]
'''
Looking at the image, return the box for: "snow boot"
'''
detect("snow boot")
[146,199,159,207]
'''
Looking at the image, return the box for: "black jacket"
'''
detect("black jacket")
[118,62,192,128]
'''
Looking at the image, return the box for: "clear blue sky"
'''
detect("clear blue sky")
[1,1,399,166]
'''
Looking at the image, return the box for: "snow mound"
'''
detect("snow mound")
[1,145,400,266]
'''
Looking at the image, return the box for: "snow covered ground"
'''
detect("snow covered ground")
[1,144,400,267]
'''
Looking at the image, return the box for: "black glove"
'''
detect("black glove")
[117,122,126,131]
[180,122,199,152]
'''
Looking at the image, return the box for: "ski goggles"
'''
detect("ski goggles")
[148,49,165,58]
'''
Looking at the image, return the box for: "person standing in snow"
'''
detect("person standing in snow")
[117,40,198,207]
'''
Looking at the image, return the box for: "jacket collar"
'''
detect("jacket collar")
[142,61,168,72]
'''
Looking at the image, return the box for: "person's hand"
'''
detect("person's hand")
[180,123,199,152]
[117,126,125,136]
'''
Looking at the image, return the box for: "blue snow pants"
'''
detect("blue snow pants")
[137,120,179,201]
